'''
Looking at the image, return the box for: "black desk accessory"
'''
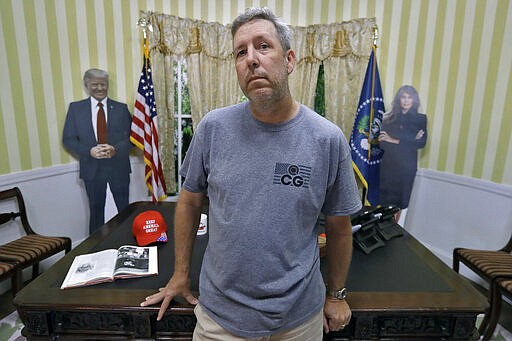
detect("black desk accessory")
[372,206,404,241]
[351,208,386,254]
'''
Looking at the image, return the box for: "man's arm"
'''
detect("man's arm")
[323,214,353,333]
[62,102,93,158]
[140,189,205,320]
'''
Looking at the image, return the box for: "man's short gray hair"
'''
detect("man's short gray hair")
[231,7,292,52]
[83,68,109,87]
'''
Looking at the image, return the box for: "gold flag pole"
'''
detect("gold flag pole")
[368,27,379,160]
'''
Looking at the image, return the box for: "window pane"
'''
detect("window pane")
[173,60,193,192]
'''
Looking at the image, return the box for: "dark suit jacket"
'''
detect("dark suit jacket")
[62,97,133,181]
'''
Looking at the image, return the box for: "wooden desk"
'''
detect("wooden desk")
[14,201,487,340]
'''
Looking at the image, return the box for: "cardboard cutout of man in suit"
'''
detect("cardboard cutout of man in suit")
[63,68,133,234]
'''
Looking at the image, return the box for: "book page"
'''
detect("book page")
[113,245,158,278]
[61,249,118,288]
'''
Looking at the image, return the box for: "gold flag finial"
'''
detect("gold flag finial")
[137,17,153,40]
[373,26,379,47]
[137,17,153,58]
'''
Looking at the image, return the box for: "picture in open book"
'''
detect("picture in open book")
[61,245,158,289]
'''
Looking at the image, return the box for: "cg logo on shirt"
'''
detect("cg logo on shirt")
[273,163,311,188]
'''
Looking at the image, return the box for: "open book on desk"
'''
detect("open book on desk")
[61,245,158,289]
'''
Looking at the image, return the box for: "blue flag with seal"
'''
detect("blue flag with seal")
[350,46,385,206]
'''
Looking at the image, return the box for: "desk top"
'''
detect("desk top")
[14,200,487,314]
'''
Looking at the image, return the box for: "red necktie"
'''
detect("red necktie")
[97,102,107,144]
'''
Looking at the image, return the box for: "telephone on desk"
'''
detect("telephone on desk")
[351,205,403,254]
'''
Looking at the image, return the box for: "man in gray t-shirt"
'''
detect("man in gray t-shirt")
[141,7,362,340]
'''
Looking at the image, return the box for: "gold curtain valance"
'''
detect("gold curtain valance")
[291,18,377,66]
[141,11,376,62]
[141,11,234,60]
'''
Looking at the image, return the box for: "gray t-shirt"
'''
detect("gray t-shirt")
[181,101,362,337]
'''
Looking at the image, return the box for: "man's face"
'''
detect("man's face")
[85,77,109,101]
[233,19,295,105]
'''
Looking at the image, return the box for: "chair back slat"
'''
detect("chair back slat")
[0,212,21,225]
[0,187,35,235]
[0,188,18,201]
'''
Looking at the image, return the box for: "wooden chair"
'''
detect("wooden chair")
[452,233,512,340]
[0,260,22,294]
[0,187,72,294]
[480,276,512,340]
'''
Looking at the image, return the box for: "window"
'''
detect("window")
[174,59,193,194]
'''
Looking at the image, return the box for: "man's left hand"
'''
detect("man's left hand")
[98,144,116,158]
[323,297,351,333]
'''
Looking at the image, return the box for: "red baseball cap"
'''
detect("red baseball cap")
[132,210,168,246]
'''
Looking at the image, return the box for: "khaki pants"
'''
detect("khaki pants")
[193,304,324,341]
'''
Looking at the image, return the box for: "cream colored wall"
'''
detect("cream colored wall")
[0,0,511,185]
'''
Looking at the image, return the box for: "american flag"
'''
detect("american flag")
[130,54,167,202]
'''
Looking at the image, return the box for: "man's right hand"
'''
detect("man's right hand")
[140,272,198,321]
[143,189,204,321]
[90,144,116,159]
[90,145,108,159]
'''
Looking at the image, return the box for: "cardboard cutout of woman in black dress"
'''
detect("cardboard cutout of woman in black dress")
[379,85,427,221]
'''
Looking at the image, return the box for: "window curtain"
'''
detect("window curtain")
[143,12,196,193]
[322,19,376,135]
[144,12,242,131]
[185,23,242,129]
[147,51,176,193]
[288,28,321,108]
[141,11,376,192]
[289,18,376,134]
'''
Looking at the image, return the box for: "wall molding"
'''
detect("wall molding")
[416,168,512,198]
[0,162,79,187]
